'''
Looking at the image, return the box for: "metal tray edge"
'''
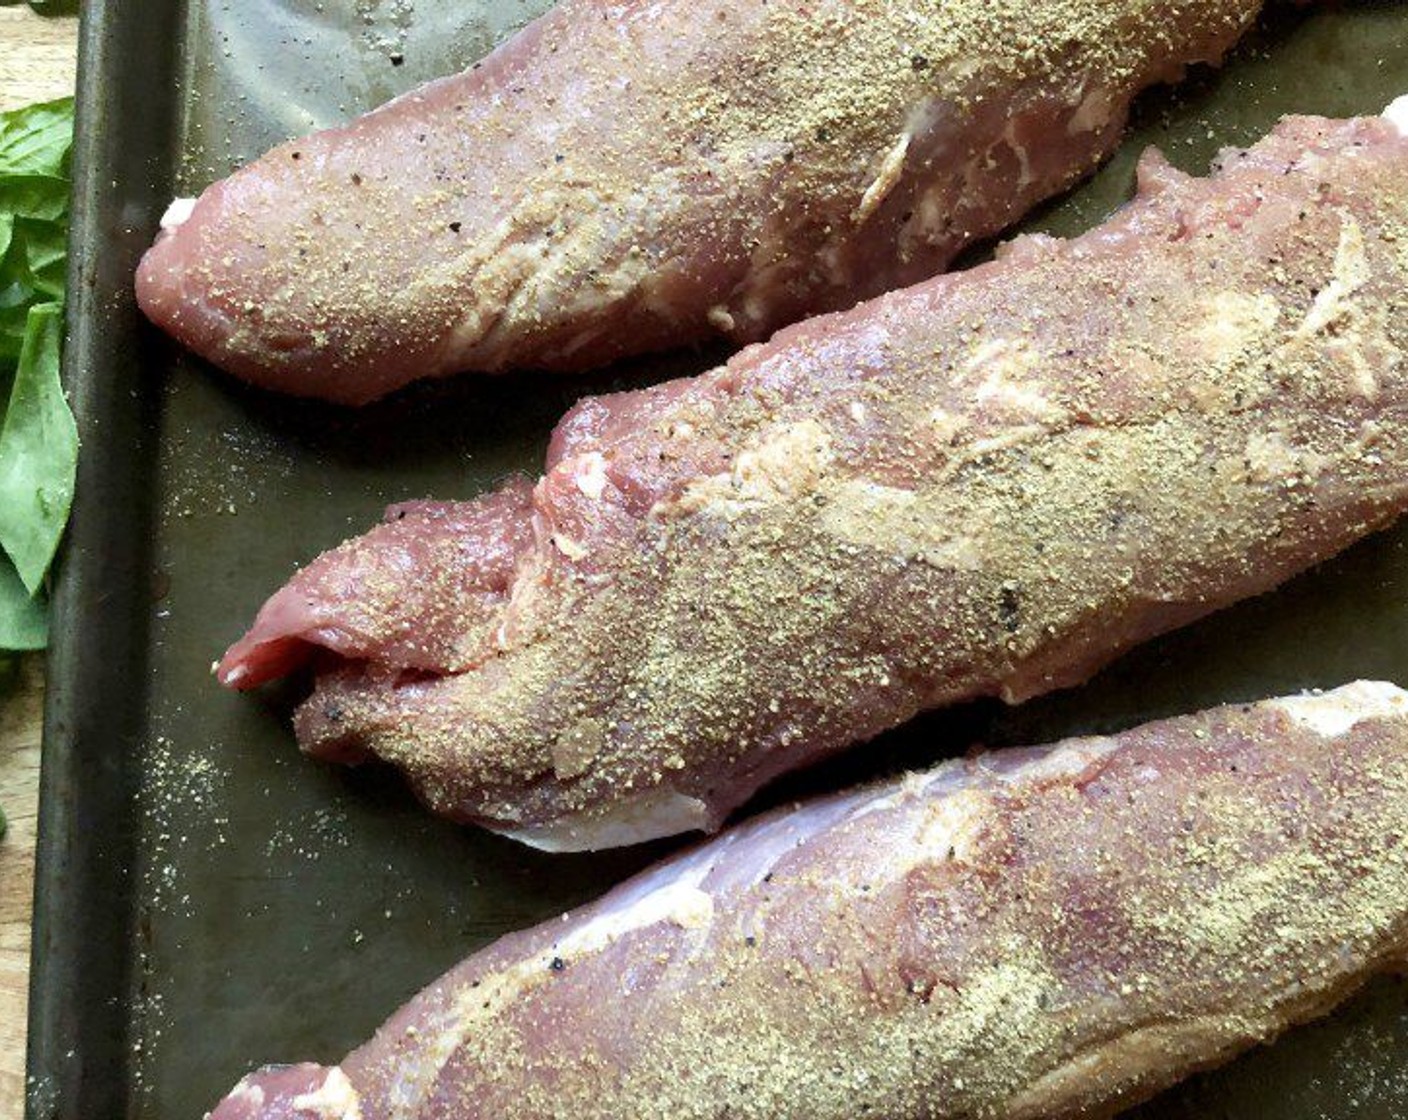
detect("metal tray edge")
[26,2,180,1115]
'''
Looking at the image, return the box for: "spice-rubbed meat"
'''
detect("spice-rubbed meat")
[220,107,1408,850]
[135,0,1273,404]
[207,683,1408,1120]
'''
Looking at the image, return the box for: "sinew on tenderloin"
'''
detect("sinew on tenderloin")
[221,105,1408,850]
[136,0,1273,403]
[205,683,1408,1120]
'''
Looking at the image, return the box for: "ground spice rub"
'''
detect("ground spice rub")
[219,109,1408,850]
[203,683,1408,1119]
[137,0,1268,402]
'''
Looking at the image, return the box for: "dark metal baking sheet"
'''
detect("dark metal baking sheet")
[27,2,1408,1117]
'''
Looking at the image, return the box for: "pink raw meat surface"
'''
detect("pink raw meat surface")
[222,108,1408,850]
[136,0,1272,403]
[205,682,1408,1119]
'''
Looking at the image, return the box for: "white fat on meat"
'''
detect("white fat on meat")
[841,741,1112,875]
[496,787,713,851]
[1384,96,1408,136]
[553,879,717,959]
[854,131,913,223]
[1001,117,1035,189]
[959,339,1059,422]
[854,783,993,871]
[1194,291,1281,362]
[226,1076,265,1109]
[661,419,836,518]
[160,197,196,232]
[1299,217,1370,338]
[992,738,1119,785]
[572,452,610,500]
[290,1068,362,1120]
[1068,86,1118,136]
[1241,430,1323,484]
[1269,681,1408,738]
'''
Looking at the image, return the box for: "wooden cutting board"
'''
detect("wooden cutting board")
[0,8,76,111]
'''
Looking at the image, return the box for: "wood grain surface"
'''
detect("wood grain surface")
[0,9,81,1117]
[0,7,77,112]
[0,658,43,1120]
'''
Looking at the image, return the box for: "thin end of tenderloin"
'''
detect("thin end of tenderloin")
[217,480,536,690]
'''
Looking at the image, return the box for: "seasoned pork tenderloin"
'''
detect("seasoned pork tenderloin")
[206,682,1408,1120]
[137,0,1274,403]
[222,106,1408,849]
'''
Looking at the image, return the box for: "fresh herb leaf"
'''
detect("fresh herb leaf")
[0,108,72,371]
[0,97,75,650]
[15,217,67,298]
[0,173,69,223]
[0,303,75,593]
[0,556,46,651]
[0,296,31,370]
[0,97,73,179]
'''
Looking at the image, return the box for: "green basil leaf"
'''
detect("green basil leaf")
[0,303,77,593]
[0,298,31,369]
[0,556,47,652]
[0,174,69,223]
[0,250,42,367]
[0,97,74,179]
[14,218,66,298]
[0,98,75,649]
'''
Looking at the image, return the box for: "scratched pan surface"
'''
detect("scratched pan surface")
[28,1,1408,1117]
